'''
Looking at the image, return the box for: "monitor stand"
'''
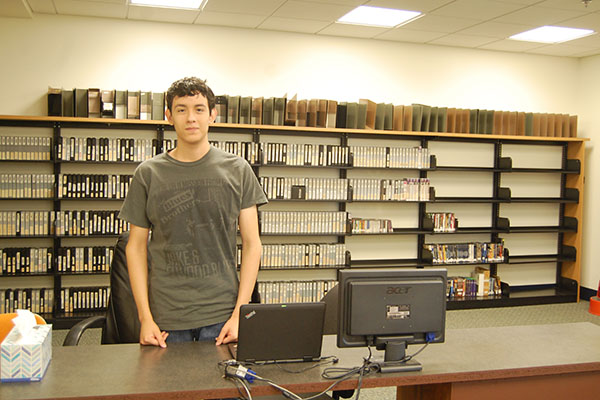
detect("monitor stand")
[373,338,423,373]
[371,359,422,373]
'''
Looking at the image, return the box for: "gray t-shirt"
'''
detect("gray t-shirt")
[119,147,267,330]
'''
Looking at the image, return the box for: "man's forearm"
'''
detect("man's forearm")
[235,240,261,314]
[235,205,262,316]
[125,230,153,323]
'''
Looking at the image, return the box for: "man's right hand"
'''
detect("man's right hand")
[140,319,169,348]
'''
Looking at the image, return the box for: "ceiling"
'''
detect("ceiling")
[3,0,600,57]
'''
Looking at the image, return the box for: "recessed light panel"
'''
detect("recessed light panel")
[130,0,208,10]
[509,26,595,44]
[337,6,422,28]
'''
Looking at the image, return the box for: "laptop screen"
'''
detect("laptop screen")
[233,302,326,363]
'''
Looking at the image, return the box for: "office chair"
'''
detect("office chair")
[0,312,47,343]
[63,231,138,345]
[63,231,261,346]
[320,284,338,335]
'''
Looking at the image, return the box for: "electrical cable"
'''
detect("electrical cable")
[251,369,359,400]
[244,370,303,400]
[219,343,429,400]
[223,363,301,400]
[274,356,338,374]
[403,342,428,362]
[321,346,374,380]
[241,355,338,367]
[222,361,359,400]
[377,342,429,367]
[220,361,254,399]
[354,346,371,399]
[321,346,374,399]
[224,375,252,400]
[237,377,253,400]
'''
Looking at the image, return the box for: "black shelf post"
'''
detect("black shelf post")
[417,137,430,266]
[489,140,504,278]
[338,133,348,245]
[52,121,62,321]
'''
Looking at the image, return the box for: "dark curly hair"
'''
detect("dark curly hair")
[166,77,216,112]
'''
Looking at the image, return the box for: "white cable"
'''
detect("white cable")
[238,377,253,400]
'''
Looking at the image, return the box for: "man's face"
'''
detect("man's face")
[166,93,216,146]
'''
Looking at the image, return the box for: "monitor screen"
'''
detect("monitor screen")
[337,268,447,373]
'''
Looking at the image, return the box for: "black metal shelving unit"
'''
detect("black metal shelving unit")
[0,116,587,327]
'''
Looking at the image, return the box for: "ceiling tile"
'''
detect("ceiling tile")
[194,11,266,28]
[127,5,199,24]
[536,0,600,13]
[70,0,126,3]
[555,13,600,31]
[457,21,535,38]
[54,0,127,18]
[494,5,586,25]
[203,0,285,16]
[478,38,547,52]
[364,0,455,13]
[375,27,447,42]
[570,48,600,57]
[402,14,482,33]
[528,42,598,56]
[1,0,33,18]
[566,32,600,47]
[428,33,499,47]
[258,16,331,33]
[273,1,355,21]
[303,0,366,5]
[431,0,527,20]
[317,22,389,38]
[26,0,56,14]
[488,0,540,4]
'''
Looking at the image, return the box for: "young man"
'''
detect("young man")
[119,77,267,348]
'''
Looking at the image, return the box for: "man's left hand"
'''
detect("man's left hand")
[215,315,239,345]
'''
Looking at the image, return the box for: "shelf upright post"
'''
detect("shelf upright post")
[417,137,429,267]
[252,128,261,177]
[156,124,165,154]
[52,121,62,321]
[338,133,348,245]
[490,139,503,277]
[252,128,261,235]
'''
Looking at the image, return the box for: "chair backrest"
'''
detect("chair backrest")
[0,313,46,343]
[320,284,339,335]
[102,231,141,344]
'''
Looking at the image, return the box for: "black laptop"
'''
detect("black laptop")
[230,302,326,363]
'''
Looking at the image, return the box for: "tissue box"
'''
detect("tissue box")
[1,324,52,382]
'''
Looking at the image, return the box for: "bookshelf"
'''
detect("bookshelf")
[0,115,588,326]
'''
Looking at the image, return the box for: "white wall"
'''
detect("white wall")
[0,14,581,115]
[0,13,597,290]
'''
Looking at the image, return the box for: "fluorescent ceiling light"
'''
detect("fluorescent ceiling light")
[130,0,208,10]
[337,6,422,28]
[509,25,594,44]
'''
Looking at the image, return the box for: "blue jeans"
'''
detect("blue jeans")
[165,321,226,343]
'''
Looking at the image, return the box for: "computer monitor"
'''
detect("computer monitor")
[337,268,447,373]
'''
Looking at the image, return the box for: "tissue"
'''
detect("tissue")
[11,309,39,344]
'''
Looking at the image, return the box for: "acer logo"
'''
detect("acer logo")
[387,286,411,295]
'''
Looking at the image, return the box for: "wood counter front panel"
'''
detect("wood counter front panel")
[450,370,600,400]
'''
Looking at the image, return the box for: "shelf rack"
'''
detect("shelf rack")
[0,115,588,327]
